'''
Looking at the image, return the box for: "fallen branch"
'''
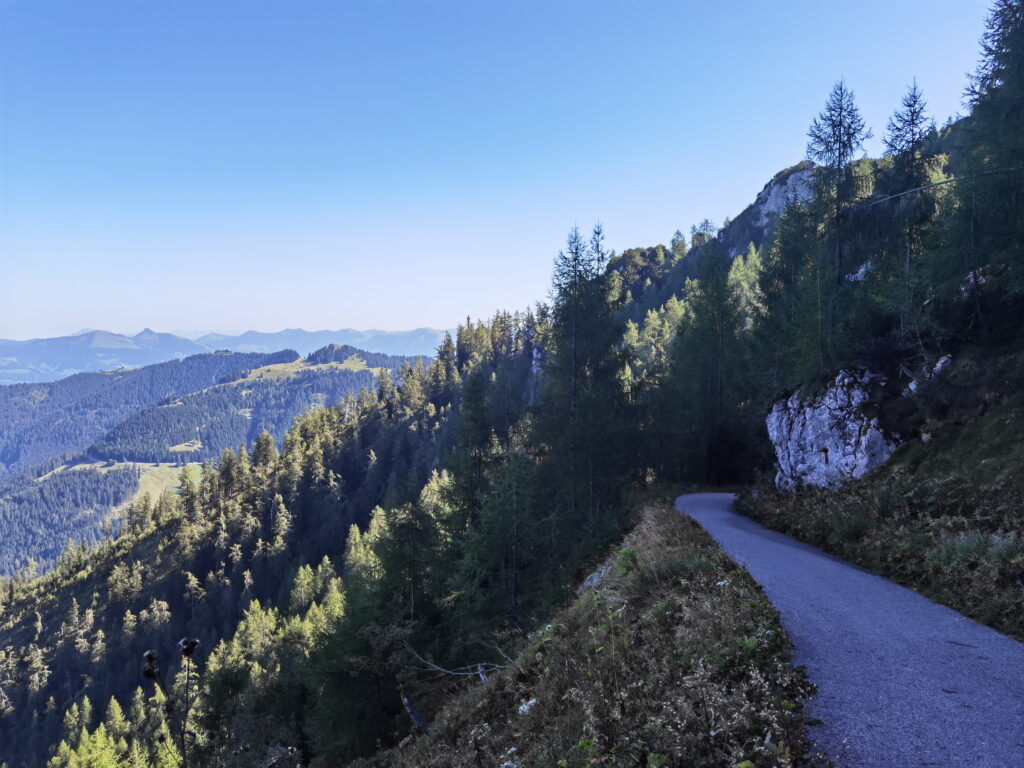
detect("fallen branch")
[484,642,516,666]
[400,640,507,679]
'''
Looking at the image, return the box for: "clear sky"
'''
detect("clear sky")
[0,0,989,339]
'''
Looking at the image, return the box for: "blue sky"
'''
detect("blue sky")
[0,0,988,339]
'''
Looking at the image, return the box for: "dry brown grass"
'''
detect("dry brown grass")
[739,353,1024,641]
[346,501,816,768]
[738,471,1024,640]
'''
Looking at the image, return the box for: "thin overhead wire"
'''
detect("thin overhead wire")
[851,166,1021,213]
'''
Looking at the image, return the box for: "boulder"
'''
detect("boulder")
[768,369,902,490]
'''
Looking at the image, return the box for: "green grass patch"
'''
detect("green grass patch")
[134,463,198,502]
[169,439,203,452]
[240,360,309,380]
[238,355,380,382]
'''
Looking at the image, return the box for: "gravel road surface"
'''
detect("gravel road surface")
[677,492,1024,767]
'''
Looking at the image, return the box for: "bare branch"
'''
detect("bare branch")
[400,640,506,678]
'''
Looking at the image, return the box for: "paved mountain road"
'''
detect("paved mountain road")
[676,492,1024,767]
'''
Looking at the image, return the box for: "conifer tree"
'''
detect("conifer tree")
[252,431,278,471]
[882,80,938,343]
[289,564,316,614]
[807,79,872,281]
[103,697,128,741]
[884,80,933,164]
[538,224,629,550]
[670,229,688,262]
[964,0,1024,281]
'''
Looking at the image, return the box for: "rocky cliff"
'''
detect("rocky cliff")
[716,161,817,260]
[752,164,816,228]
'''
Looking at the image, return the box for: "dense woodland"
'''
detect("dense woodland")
[92,369,376,465]
[303,345,426,369]
[90,346,424,465]
[0,351,298,482]
[0,349,420,576]
[0,467,141,577]
[0,2,1020,765]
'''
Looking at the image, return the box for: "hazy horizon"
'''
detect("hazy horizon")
[0,324,453,343]
[1,0,987,339]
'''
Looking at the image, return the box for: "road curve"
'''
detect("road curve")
[676,492,1024,768]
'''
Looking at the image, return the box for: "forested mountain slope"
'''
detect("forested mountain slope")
[89,345,423,465]
[0,350,298,482]
[0,2,1019,766]
[0,346,423,576]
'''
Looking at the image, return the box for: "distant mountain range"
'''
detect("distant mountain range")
[0,327,446,384]
[195,327,447,356]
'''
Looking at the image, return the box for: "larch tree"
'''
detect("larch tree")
[806,79,873,282]
[883,80,937,343]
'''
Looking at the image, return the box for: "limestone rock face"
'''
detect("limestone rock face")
[767,369,901,490]
[754,166,815,228]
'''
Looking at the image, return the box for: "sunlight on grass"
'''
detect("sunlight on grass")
[239,355,379,381]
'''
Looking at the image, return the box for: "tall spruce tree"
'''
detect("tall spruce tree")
[884,80,933,162]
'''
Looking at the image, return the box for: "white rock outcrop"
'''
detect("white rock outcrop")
[767,369,901,491]
[754,166,816,228]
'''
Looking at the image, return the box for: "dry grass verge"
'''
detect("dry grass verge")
[348,501,816,768]
[739,353,1024,641]
[738,472,1024,641]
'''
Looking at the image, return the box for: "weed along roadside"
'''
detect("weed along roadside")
[348,498,817,768]
[681,492,1024,767]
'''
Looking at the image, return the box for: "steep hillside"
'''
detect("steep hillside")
[0,350,298,481]
[354,501,815,768]
[0,346,423,575]
[0,319,532,767]
[610,161,815,325]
